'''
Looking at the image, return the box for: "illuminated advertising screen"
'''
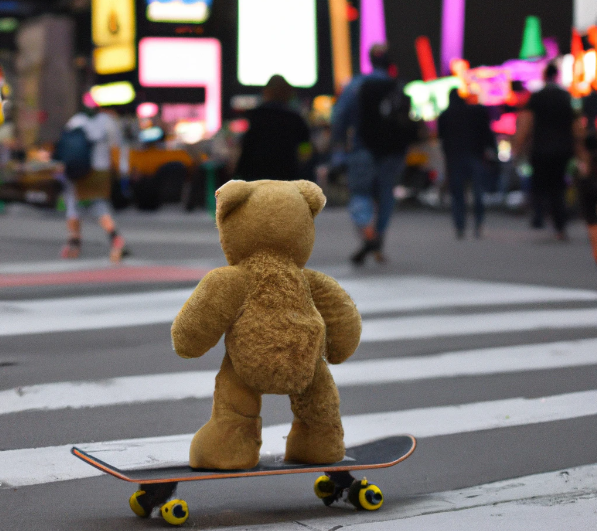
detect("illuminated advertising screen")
[237,0,317,87]
[146,0,213,23]
[92,0,135,47]
[138,37,221,133]
[92,0,136,74]
[94,44,136,75]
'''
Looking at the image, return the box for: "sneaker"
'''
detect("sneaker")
[350,238,380,266]
[60,240,80,259]
[109,235,129,262]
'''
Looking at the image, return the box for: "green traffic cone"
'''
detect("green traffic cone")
[519,15,546,59]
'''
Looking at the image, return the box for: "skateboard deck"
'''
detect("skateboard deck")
[72,435,416,526]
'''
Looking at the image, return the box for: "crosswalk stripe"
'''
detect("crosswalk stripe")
[2,338,597,416]
[361,308,597,341]
[339,275,597,314]
[1,389,596,488]
[2,276,596,336]
[4,302,596,339]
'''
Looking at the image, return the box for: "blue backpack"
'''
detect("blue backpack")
[55,127,93,181]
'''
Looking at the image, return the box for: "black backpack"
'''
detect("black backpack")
[358,77,418,157]
[55,127,93,181]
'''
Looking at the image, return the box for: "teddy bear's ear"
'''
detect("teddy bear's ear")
[215,180,253,221]
[294,180,326,217]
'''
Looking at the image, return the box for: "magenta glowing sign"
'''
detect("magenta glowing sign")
[360,0,386,74]
[138,37,221,134]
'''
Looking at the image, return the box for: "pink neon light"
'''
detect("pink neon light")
[138,37,221,134]
[360,0,386,74]
[491,113,517,135]
[137,102,159,118]
[440,0,465,76]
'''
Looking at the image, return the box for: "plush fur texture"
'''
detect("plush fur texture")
[171,180,361,469]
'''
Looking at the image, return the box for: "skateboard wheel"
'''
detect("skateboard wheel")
[313,475,335,499]
[129,490,149,518]
[359,483,383,510]
[348,479,383,511]
[161,499,189,525]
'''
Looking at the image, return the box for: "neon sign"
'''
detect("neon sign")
[565,26,597,97]
[91,0,136,74]
[90,81,136,106]
[360,0,386,74]
[403,77,462,122]
[138,37,221,135]
[328,0,352,93]
[237,0,317,87]
[146,0,212,24]
[450,59,512,106]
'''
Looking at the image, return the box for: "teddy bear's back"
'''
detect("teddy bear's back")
[225,251,326,395]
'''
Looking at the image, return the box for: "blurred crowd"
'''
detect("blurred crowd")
[0,43,596,266]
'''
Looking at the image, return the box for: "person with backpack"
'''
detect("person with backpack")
[331,43,416,265]
[55,105,128,261]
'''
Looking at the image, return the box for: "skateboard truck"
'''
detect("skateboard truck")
[129,483,189,525]
[314,471,384,511]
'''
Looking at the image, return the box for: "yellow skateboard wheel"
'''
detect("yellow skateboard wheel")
[129,490,148,517]
[161,499,189,525]
[348,479,384,511]
[313,475,335,499]
[358,482,383,511]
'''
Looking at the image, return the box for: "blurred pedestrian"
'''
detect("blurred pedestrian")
[438,88,496,239]
[576,126,597,265]
[55,105,128,261]
[234,74,312,181]
[331,43,416,265]
[512,63,576,240]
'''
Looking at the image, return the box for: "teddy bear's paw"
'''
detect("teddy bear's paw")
[285,420,345,465]
[189,416,262,470]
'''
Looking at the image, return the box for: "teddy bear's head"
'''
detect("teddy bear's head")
[215,179,326,267]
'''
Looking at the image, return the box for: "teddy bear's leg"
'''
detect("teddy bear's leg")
[285,357,345,464]
[190,353,262,469]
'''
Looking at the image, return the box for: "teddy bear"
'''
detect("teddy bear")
[171,179,361,470]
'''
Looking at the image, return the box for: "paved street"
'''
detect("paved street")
[1,202,596,530]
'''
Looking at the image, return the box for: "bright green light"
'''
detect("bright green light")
[404,77,463,121]
[237,0,317,87]
[90,81,136,106]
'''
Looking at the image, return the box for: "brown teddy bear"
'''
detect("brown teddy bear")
[171,179,361,470]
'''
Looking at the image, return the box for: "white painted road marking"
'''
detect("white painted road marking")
[339,275,597,314]
[1,389,596,488]
[360,307,597,341]
[206,464,597,531]
[2,338,597,416]
[2,276,597,336]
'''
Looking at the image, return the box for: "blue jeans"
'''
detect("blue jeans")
[445,154,486,233]
[346,149,404,236]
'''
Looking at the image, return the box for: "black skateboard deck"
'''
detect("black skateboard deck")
[72,435,416,526]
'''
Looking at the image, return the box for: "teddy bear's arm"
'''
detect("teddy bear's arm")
[171,266,247,359]
[303,269,361,364]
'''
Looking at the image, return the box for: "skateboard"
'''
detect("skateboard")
[71,434,416,526]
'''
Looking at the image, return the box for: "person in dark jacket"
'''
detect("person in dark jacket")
[513,63,576,240]
[438,88,496,238]
[234,75,311,181]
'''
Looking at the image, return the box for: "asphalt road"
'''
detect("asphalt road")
[1,202,596,530]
